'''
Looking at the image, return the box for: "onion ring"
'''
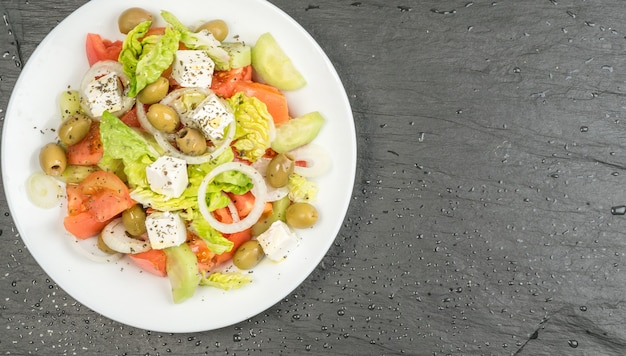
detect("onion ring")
[100,218,151,254]
[291,143,332,178]
[197,162,267,234]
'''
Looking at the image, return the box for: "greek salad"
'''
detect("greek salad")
[27,8,331,303]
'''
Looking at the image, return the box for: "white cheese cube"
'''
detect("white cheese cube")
[184,93,234,140]
[256,221,300,262]
[83,71,124,117]
[171,50,215,88]
[146,156,189,199]
[145,211,187,250]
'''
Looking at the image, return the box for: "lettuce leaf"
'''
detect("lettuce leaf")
[161,10,230,70]
[118,20,151,90]
[118,21,180,97]
[226,93,273,162]
[288,173,318,203]
[99,111,158,187]
[199,271,253,290]
[189,210,233,255]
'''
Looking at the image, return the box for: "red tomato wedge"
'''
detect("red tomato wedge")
[63,171,135,239]
[232,81,290,125]
[120,107,141,128]
[67,122,103,165]
[63,211,110,239]
[211,66,253,98]
[129,249,168,277]
[85,33,123,66]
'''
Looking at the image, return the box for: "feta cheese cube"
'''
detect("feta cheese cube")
[171,50,215,88]
[184,93,234,140]
[256,221,300,262]
[146,156,189,199]
[83,71,124,117]
[145,211,187,250]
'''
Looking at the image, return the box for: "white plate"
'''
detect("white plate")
[2,0,356,333]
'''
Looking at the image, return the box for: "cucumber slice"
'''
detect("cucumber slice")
[222,42,251,69]
[271,111,324,154]
[251,33,306,91]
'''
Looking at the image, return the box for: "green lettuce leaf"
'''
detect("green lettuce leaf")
[133,26,180,97]
[118,20,151,89]
[118,21,180,97]
[199,271,253,290]
[226,92,273,162]
[288,173,318,203]
[99,111,158,187]
[161,10,230,70]
[189,210,233,255]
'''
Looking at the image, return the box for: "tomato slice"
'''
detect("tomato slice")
[129,249,168,277]
[63,171,135,239]
[67,122,103,166]
[120,107,141,128]
[63,211,110,240]
[210,66,253,98]
[85,33,123,66]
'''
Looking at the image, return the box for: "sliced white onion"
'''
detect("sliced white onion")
[68,235,123,263]
[79,60,135,118]
[197,162,267,234]
[226,198,241,223]
[101,218,151,254]
[26,172,63,209]
[291,143,332,178]
[266,185,289,202]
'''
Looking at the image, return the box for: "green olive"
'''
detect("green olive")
[39,143,67,176]
[122,204,147,237]
[285,202,318,229]
[266,153,295,188]
[58,114,92,146]
[196,19,229,42]
[118,7,153,34]
[137,77,169,105]
[176,127,207,156]
[233,240,264,270]
[146,103,180,133]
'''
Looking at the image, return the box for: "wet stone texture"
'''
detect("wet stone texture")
[3,0,626,354]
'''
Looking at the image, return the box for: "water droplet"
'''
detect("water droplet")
[612,172,619,176]
[567,10,576,18]
[602,65,614,72]
[513,67,521,73]
[337,308,345,316]
[418,132,425,142]
[568,340,579,348]
[579,305,588,311]
[398,6,411,12]
[611,205,626,215]
[233,334,242,342]
[430,8,456,15]
[292,314,301,320]
[580,126,588,132]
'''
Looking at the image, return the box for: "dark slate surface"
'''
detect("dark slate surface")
[2,0,626,354]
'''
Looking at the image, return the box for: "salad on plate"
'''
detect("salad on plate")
[27,7,331,303]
